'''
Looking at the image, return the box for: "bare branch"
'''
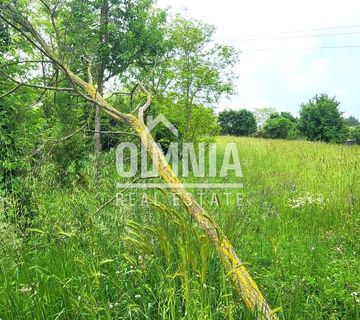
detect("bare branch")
[137,82,152,123]
[0,84,22,99]
[84,57,94,85]
[0,60,52,68]
[31,124,86,157]
[0,70,74,92]
[85,129,137,136]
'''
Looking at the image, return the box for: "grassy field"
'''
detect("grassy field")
[1,137,359,319]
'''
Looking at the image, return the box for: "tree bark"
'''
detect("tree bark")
[94,0,109,173]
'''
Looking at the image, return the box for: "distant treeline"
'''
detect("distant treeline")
[218,94,360,144]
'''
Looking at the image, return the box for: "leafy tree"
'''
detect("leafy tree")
[345,116,360,127]
[268,111,297,122]
[161,17,238,140]
[264,116,294,139]
[280,111,297,123]
[254,107,277,128]
[350,126,360,144]
[218,109,257,136]
[299,94,349,143]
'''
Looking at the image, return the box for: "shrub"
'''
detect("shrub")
[264,116,294,139]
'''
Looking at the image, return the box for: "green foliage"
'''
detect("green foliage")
[350,126,360,144]
[0,22,10,50]
[264,116,294,139]
[345,116,360,127]
[299,94,349,143]
[140,16,239,140]
[2,3,360,319]
[218,109,257,136]
[150,97,220,146]
[280,111,297,123]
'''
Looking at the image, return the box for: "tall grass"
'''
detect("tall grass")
[0,137,359,319]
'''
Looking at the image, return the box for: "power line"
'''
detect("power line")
[214,24,360,41]
[240,45,360,52]
[219,31,360,43]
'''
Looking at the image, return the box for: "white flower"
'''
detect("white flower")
[288,193,326,209]
[351,292,359,297]
[19,286,32,293]
[135,294,141,299]
[109,303,114,309]
[336,245,344,253]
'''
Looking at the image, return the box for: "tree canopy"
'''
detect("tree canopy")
[299,94,348,143]
[218,109,257,136]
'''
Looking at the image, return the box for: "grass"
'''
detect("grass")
[0,137,359,319]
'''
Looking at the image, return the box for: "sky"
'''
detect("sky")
[157,0,360,119]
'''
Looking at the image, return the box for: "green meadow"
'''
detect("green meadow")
[1,137,359,319]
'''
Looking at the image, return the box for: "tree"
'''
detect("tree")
[280,111,297,123]
[218,109,257,136]
[299,94,349,143]
[350,126,360,144]
[254,107,277,128]
[264,116,294,139]
[94,0,109,169]
[162,17,239,140]
[39,0,168,174]
[132,16,239,142]
[0,3,275,318]
[345,116,360,127]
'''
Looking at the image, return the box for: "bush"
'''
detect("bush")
[264,116,294,139]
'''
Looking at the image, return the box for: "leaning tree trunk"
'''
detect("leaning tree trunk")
[94,0,109,176]
[0,7,278,319]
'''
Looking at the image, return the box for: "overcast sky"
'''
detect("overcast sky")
[157,0,360,119]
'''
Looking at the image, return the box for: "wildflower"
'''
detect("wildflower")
[288,193,326,209]
[77,296,81,301]
[109,303,114,309]
[351,292,359,297]
[135,294,141,299]
[335,245,344,253]
[19,286,32,293]
[311,246,315,251]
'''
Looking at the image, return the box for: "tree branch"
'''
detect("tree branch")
[0,84,22,99]
[0,69,74,92]
[0,60,52,68]
[137,82,152,123]
[31,124,86,157]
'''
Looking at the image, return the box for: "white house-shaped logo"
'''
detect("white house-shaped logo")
[146,115,179,137]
